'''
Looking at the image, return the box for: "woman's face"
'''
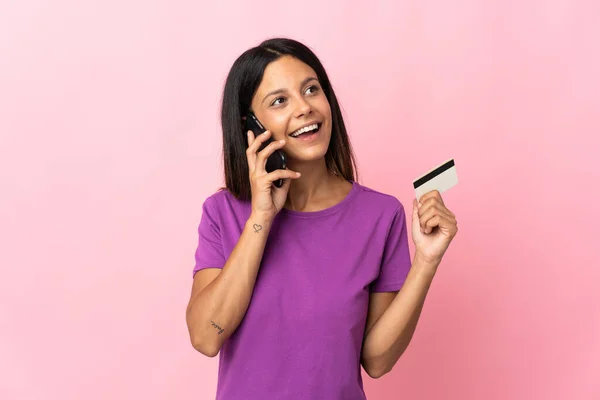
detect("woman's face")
[250,55,332,164]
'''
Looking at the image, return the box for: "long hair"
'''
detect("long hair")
[220,37,358,201]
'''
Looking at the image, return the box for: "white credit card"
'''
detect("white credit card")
[413,159,458,201]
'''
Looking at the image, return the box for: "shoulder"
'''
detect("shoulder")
[352,181,405,214]
[202,188,233,208]
[347,182,409,243]
[201,188,250,219]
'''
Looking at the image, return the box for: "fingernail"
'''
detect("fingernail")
[280,140,285,144]
[296,172,301,176]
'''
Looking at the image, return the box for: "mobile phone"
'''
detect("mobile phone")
[245,112,287,188]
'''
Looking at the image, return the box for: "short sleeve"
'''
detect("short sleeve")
[370,204,412,292]
[192,196,226,277]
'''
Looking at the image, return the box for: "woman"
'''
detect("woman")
[186,37,458,400]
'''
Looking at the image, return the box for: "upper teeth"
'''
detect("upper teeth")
[291,123,318,137]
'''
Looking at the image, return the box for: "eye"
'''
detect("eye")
[270,97,286,106]
[304,85,319,95]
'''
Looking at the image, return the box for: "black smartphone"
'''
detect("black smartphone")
[245,112,287,188]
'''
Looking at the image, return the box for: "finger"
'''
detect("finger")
[264,168,302,183]
[424,196,454,217]
[419,207,455,233]
[418,196,454,218]
[246,130,272,171]
[424,215,456,235]
[246,130,256,171]
[423,215,442,234]
[413,198,420,213]
[418,190,444,207]
[256,139,287,170]
[248,129,272,154]
[418,199,454,222]
[420,190,443,207]
[278,172,293,192]
[419,208,437,233]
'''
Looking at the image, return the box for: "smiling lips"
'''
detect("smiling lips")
[289,123,321,138]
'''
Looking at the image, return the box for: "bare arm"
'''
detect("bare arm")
[185,211,272,357]
[361,191,458,377]
[360,254,436,377]
[186,128,300,357]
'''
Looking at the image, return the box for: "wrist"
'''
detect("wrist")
[413,251,441,276]
[247,212,273,231]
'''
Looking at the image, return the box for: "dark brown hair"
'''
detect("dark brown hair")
[220,37,358,201]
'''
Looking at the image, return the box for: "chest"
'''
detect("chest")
[249,217,384,324]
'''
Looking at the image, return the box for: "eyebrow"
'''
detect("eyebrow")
[262,77,318,104]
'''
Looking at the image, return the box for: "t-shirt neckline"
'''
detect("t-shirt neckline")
[279,180,359,219]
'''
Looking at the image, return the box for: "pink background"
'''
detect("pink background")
[1,1,598,399]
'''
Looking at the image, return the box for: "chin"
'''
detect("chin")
[287,150,327,164]
[286,141,330,163]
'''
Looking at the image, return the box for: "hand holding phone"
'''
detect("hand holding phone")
[244,113,301,220]
[245,112,288,188]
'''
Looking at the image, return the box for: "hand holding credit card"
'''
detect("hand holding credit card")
[413,159,458,201]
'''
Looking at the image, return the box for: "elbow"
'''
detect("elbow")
[190,334,220,358]
[363,360,392,379]
[186,310,221,358]
[194,343,220,358]
[365,366,389,380]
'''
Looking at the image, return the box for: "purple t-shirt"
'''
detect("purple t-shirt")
[193,181,412,400]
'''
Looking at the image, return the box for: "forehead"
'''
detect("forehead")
[257,56,317,92]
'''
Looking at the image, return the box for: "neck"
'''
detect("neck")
[285,158,342,211]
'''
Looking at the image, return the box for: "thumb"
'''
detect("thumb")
[278,176,292,194]
[273,178,291,210]
[412,198,420,220]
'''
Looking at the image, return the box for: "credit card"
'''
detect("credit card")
[413,159,458,201]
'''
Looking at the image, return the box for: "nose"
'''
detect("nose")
[293,96,312,118]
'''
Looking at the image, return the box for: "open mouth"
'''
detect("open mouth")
[289,123,322,139]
